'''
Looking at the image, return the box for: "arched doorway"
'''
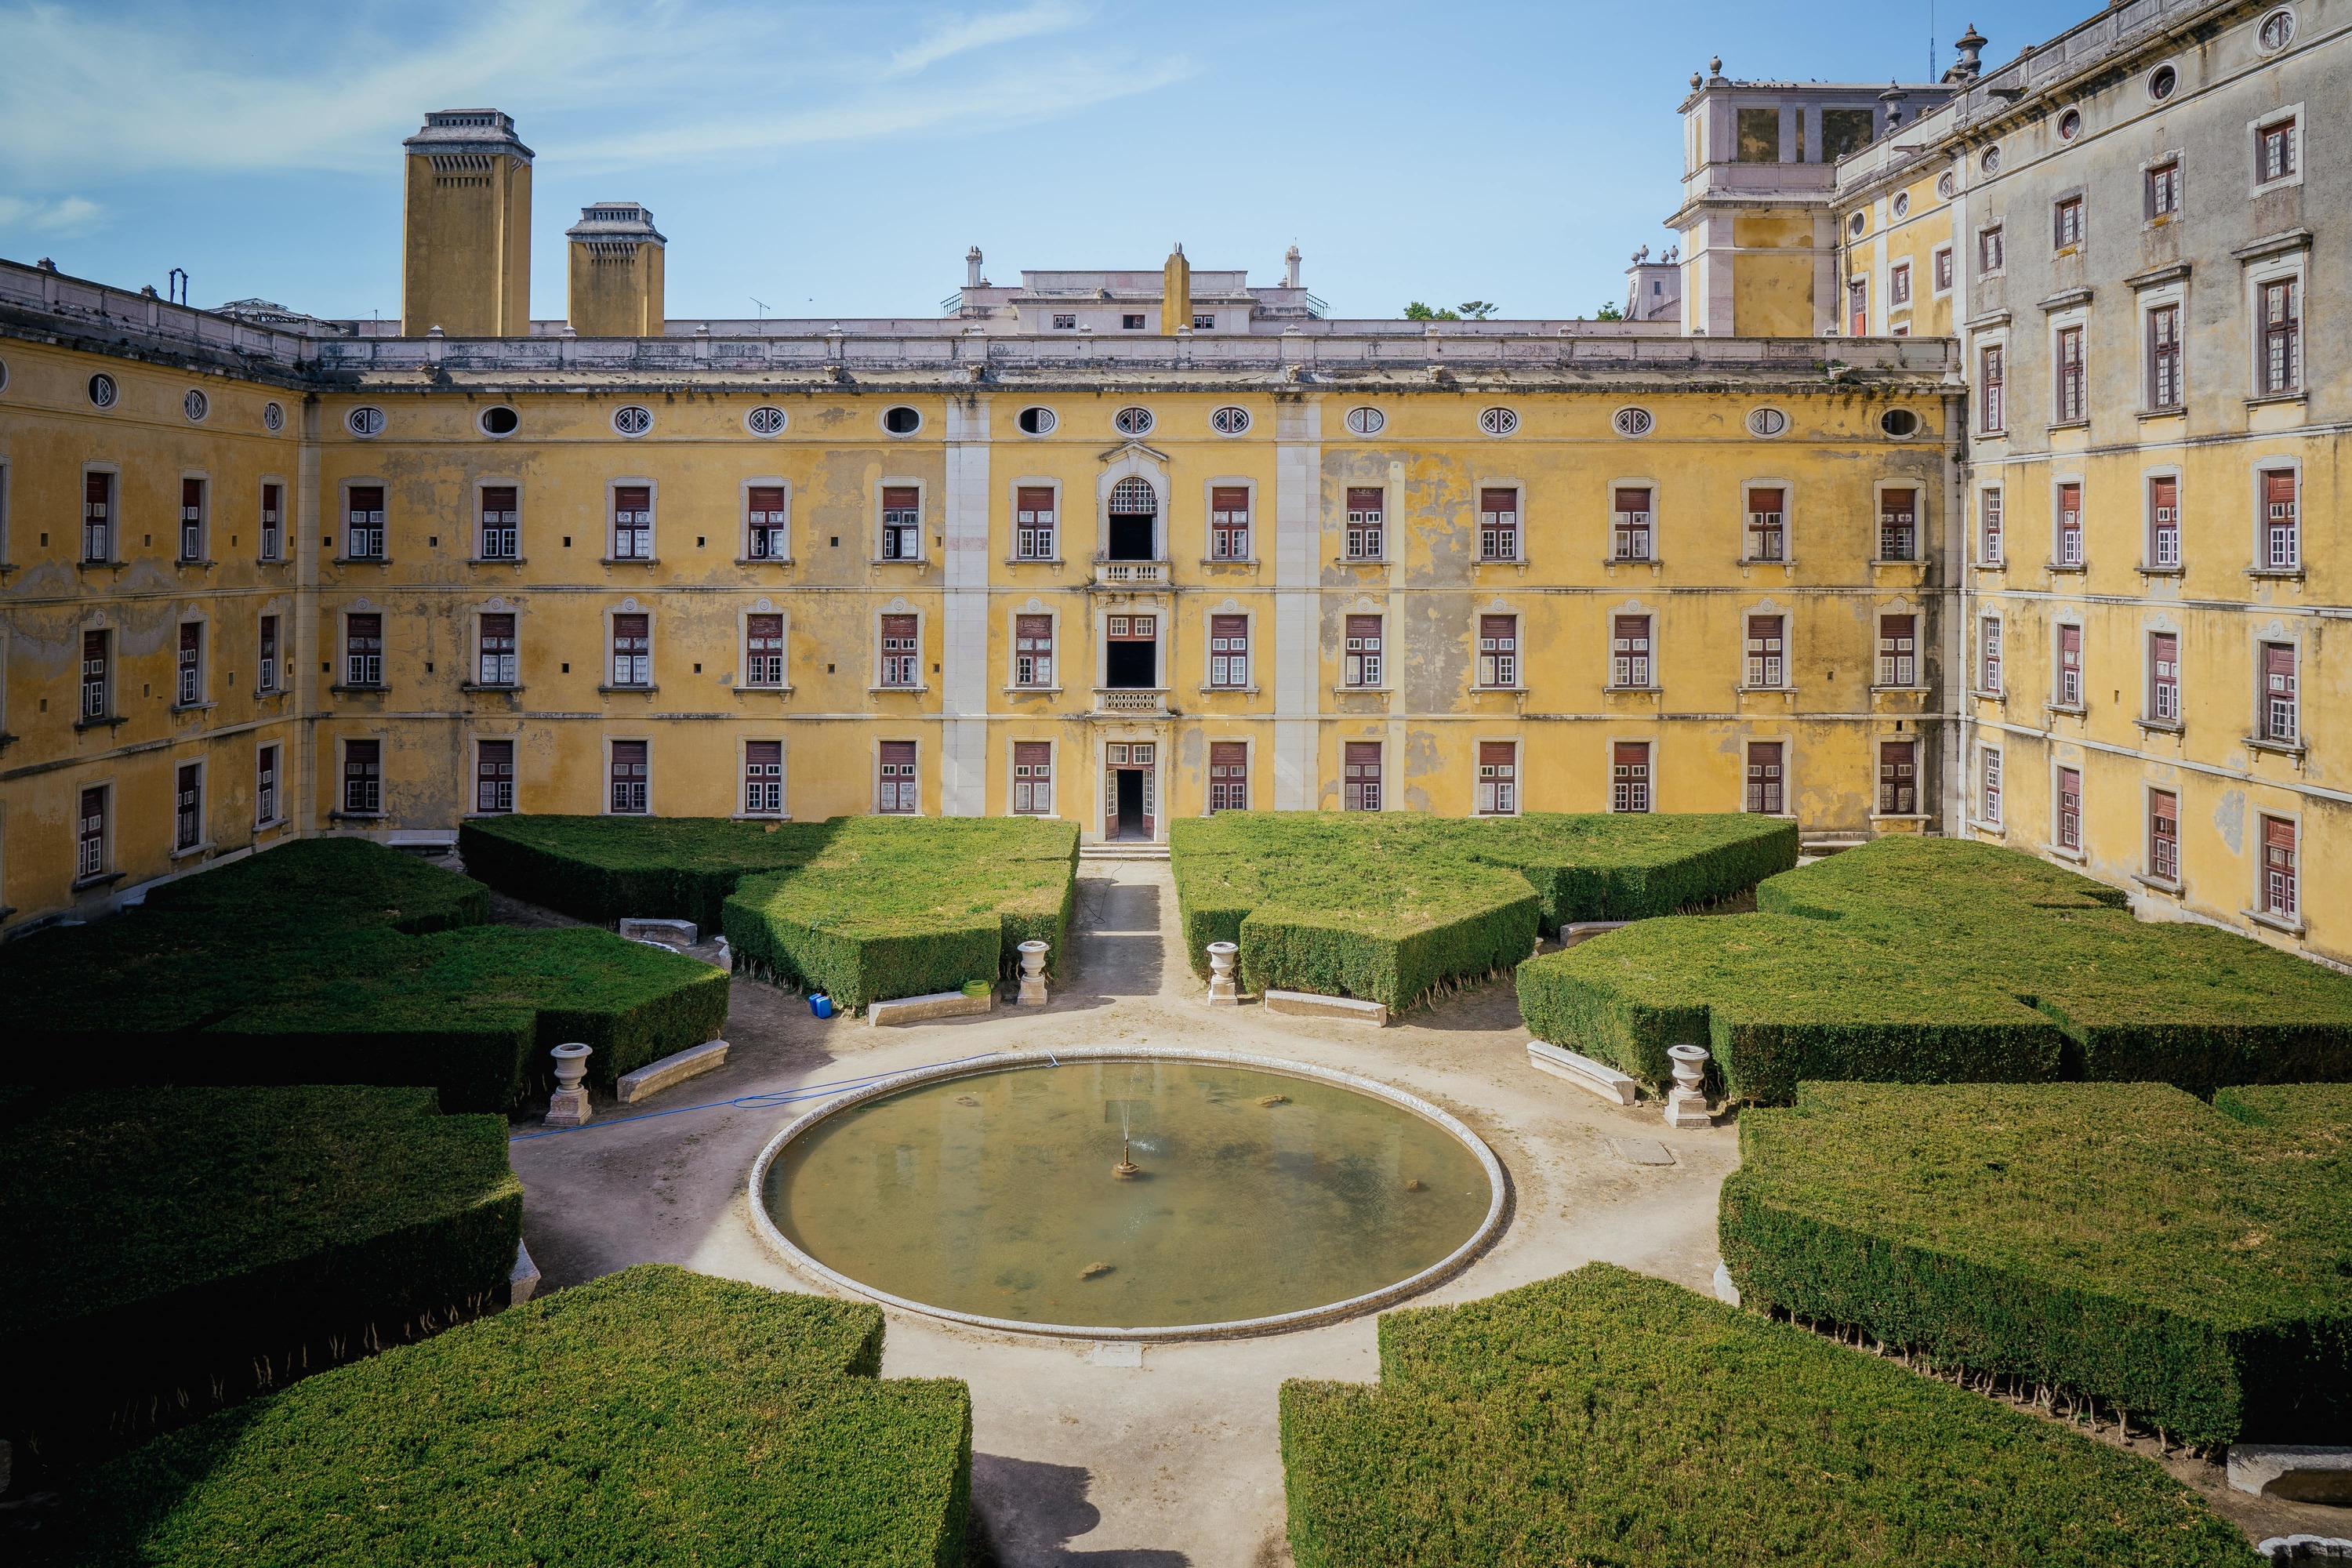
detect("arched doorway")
[1107,477,1156,561]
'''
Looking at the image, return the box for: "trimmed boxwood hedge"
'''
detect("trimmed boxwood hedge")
[60,1265,972,1568]
[722,818,1079,1013]
[1170,812,1795,1011]
[0,839,728,1108]
[1,1084,522,1472]
[1279,1262,2258,1568]
[1519,836,2352,1100]
[459,815,832,930]
[1721,1080,2352,1446]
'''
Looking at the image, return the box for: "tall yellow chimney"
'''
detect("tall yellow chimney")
[566,203,666,337]
[400,109,532,337]
[1161,243,1192,336]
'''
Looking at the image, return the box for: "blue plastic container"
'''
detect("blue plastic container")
[809,993,833,1018]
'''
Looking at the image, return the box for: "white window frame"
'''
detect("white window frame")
[466,604,520,690]
[604,735,652,817]
[74,777,114,881]
[1341,481,1389,563]
[1474,735,1521,817]
[176,468,212,564]
[2050,760,2085,857]
[1975,481,2006,566]
[1007,737,1057,818]
[172,612,211,710]
[2141,148,2185,227]
[604,476,659,564]
[2143,782,2182,887]
[1740,477,1792,565]
[2049,308,2089,426]
[1202,475,1259,563]
[740,476,790,563]
[1871,477,1924,564]
[1973,331,2009,436]
[738,604,790,691]
[603,603,655,691]
[1741,604,1790,691]
[2248,103,2304,195]
[1605,475,1656,565]
[1474,608,1523,691]
[2245,254,2307,400]
[474,474,523,562]
[2251,627,2302,749]
[1202,606,1254,692]
[2050,470,2088,569]
[739,735,787,818]
[1873,602,1922,691]
[874,605,927,691]
[1930,245,1955,297]
[472,732,519,817]
[1479,477,1527,564]
[256,472,289,563]
[876,476,927,563]
[2053,619,2086,710]
[338,476,389,562]
[1978,744,2004,829]
[2142,463,2183,572]
[1010,605,1061,692]
[2136,282,2187,414]
[1011,477,1062,563]
[2144,619,2183,727]
[875,738,924,815]
[341,608,386,689]
[254,739,286,829]
[2252,807,2303,931]
[1976,613,2005,697]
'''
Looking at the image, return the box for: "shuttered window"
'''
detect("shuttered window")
[1746,742,1784,815]
[78,786,106,878]
[2148,789,2178,883]
[177,621,201,706]
[2149,632,2179,722]
[880,614,919,687]
[1746,487,1785,562]
[1210,485,1250,561]
[1878,488,1917,561]
[1611,487,1651,562]
[256,745,278,825]
[2148,477,2180,568]
[345,613,383,687]
[1847,278,1868,336]
[744,740,783,815]
[611,486,652,560]
[610,740,648,814]
[1878,614,1917,688]
[83,473,113,562]
[259,615,279,692]
[1479,488,1519,562]
[2056,765,2081,848]
[180,477,205,562]
[2053,197,2084,249]
[1981,747,2002,825]
[1745,615,1784,689]
[1015,486,1055,561]
[1014,614,1053,688]
[1478,615,1519,688]
[748,486,786,559]
[2261,280,2300,395]
[81,630,109,719]
[2056,622,2082,706]
[175,762,202,851]
[1345,615,1382,687]
[878,741,918,813]
[2147,305,2182,410]
[611,613,650,687]
[1012,741,1051,815]
[1979,225,2004,275]
[2262,470,2298,569]
[2146,160,2180,219]
[2263,815,2297,918]
[347,485,386,559]
[2056,482,2083,566]
[2262,642,2297,743]
[1980,344,2005,433]
[1209,614,1247,688]
[1611,741,1651,814]
[1345,487,1385,560]
[260,481,282,561]
[1343,741,1382,812]
[481,485,519,560]
[1476,740,1517,815]
[746,614,784,687]
[881,485,920,560]
[1980,616,2002,694]
[343,739,381,814]
[2056,327,2086,423]
[1882,742,1919,817]
[477,739,515,814]
[2258,117,2297,183]
[1980,486,2003,564]
[478,613,517,686]
[1611,615,1652,688]
[1209,741,1248,813]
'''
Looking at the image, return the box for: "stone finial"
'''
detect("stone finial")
[1709,55,1722,75]
[1690,71,1703,90]
[1951,23,1987,82]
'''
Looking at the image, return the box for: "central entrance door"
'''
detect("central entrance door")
[1104,741,1156,840]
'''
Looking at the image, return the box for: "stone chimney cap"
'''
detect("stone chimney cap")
[404,108,534,161]
[566,203,666,245]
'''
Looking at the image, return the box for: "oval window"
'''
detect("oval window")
[2257,8,2294,52]
[347,405,386,437]
[1981,146,2002,174]
[263,400,285,432]
[1936,171,1956,199]
[882,405,922,435]
[2058,109,2082,142]
[746,405,788,437]
[1112,406,1154,437]
[0,356,9,394]
[1015,405,1056,436]
[1893,191,1911,218]
[480,405,520,437]
[1478,407,1519,437]
[89,372,118,408]
[1612,407,1654,438]
[1849,212,1867,238]
[612,405,653,437]
[1344,405,1386,436]
[2148,64,2177,100]
[1880,408,1922,437]
[1747,407,1789,438]
[183,389,209,423]
[1210,405,1250,435]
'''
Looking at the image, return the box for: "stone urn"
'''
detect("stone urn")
[1017,939,1050,1004]
[1664,1042,1713,1130]
[1206,941,1240,1006]
[546,1042,593,1129]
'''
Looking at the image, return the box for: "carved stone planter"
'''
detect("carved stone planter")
[1664,1042,1713,1129]
[1206,941,1239,1006]
[1017,939,1050,1004]
[545,1041,593,1128]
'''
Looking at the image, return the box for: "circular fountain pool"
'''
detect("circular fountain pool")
[750,1050,1505,1338]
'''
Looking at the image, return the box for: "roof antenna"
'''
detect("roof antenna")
[750,296,769,321]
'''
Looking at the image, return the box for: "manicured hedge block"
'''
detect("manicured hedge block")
[460,815,834,930]
[1279,1263,2257,1568]
[1520,836,2352,1099]
[1170,812,1794,1012]
[1720,1081,2352,1446]
[0,1085,521,1470]
[63,1265,972,1568]
[723,818,1077,1013]
[0,840,728,1109]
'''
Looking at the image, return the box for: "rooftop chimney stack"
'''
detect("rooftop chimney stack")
[564,203,666,337]
[401,109,532,337]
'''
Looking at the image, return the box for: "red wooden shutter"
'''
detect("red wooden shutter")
[2149,477,2177,516]
[610,740,648,814]
[2263,815,2297,916]
[1477,740,1517,815]
[2056,765,2081,847]
[1747,741,1784,814]
[1210,486,1249,515]
[1611,741,1651,813]
[483,485,517,514]
[1884,742,1921,817]
[349,486,384,517]
[1480,488,1518,515]
[1344,741,1382,811]
[882,486,919,511]
[2149,789,2178,882]
[615,486,651,514]
[747,485,784,515]
[1209,740,1247,812]
[477,739,514,813]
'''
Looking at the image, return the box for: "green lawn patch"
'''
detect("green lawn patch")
[1519,836,2352,1100]
[0,1084,521,1471]
[1279,1262,2257,1568]
[1171,812,1795,1011]
[0,839,728,1109]
[1721,1080,2352,1446]
[61,1265,971,1568]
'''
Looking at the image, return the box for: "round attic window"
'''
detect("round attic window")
[1937,172,1956,199]
[183,389,209,423]
[1880,408,1922,438]
[263,401,285,431]
[1981,146,2002,174]
[1747,407,1788,437]
[746,405,788,437]
[1345,405,1385,436]
[1478,407,1519,437]
[2149,64,2177,100]
[2257,8,2294,52]
[1112,406,1155,437]
[1611,407,1653,438]
[347,405,385,437]
[1849,212,1867,238]
[1016,406,1056,436]
[2059,109,2082,141]
[480,405,520,437]
[1210,405,1250,435]
[612,405,653,437]
[89,372,118,408]
[882,405,922,435]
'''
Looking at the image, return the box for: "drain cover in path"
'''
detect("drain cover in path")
[1609,1138,1675,1166]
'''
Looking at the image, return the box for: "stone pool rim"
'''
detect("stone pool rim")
[746,1046,1511,1342]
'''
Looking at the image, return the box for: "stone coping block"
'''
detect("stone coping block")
[1263,989,1387,1025]
[508,1240,541,1305]
[615,1040,731,1104]
[1527,1041,1641,1105]
[869,989,994,1027]
[2257,1534,2352,1560]
[619,916,697,947]
[1559,920,1633,950]
[2231,1446,2352,1503]
[1712,1261,1741,1307]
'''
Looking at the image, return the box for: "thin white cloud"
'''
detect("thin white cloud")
[0,0,1182,182]
[0,194,104,237]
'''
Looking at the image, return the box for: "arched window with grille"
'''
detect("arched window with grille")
[1107,477,1157,561]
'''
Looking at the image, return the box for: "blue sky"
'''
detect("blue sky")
[1,0,2071,323]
